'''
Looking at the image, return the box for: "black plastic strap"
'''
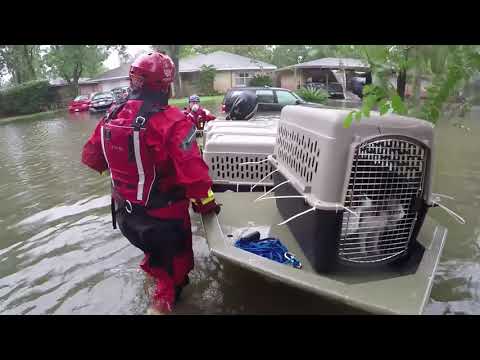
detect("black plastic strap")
[132,97,157,131]
[111,197,117,229]
[105,102,127,123]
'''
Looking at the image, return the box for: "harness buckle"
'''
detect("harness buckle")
[135,116,146,127]
[125,200,133,214]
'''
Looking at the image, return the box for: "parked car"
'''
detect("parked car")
[221,87,307,114]
[68,95,91,112]
[89,92,116,113]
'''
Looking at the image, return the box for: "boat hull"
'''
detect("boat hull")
[201,192,447,315]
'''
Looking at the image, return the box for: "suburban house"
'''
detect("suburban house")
[48,78,102,105]
[81,64,130,94]
[179,51,277,93]
[49,78,101,96]
[84,51,277,96]
[274,57,370,98]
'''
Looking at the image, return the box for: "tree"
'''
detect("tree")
[194,45,272,62]
[0,45,43,85]
[44,45,112,96]
[196,65,216,95]
[179,45,199,58]
[343,45,480,127]
[269,45,311,67]
[117,45,132,64]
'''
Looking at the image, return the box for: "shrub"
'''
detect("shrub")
[0,80,57,117]
[249,74,273,87]
[295,87,329,104]
[196,65,217,96]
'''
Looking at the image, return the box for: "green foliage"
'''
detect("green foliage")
[196,65,217,96]
[45,45,112,95]
[249,74,273,87]
[343,45,480,127]
[0,80,56,117]
[343,84,398,127]
[295,87,329,104]
[0,45,44,85]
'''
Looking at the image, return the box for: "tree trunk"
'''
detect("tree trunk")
[397,69,407,100]
[22,45,36,82]
[396,46,411,100]
[411,66,422,108]
[170,45,182,98]
[72,63,81,96]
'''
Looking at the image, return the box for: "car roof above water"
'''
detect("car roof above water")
[227,86,291,92]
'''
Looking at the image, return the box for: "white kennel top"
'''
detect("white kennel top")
[269,105,436,210]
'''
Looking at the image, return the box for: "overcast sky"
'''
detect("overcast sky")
[104,45,152,69]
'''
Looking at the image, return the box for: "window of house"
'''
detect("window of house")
[276,90,299,106]
[256,89,275,103]
[234,72,253,87]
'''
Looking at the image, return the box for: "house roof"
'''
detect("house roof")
[86,63,132,82]
[85,51,277,83]
[49,77,98,86]
[180,51,277,72]
[276,57,370,72]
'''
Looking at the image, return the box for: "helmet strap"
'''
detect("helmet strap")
[129,87,169,107]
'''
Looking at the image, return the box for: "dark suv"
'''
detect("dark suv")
[89,92,116,113]
[221,86,307,114]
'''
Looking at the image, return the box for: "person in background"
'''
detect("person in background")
[184,94,216,132]
[81,52,220,315]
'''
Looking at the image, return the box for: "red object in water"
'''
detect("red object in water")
[68,95,91,112]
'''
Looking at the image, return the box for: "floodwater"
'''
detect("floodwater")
[0,103,479,315]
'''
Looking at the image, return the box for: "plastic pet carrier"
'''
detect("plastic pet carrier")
[268,105,435,273]
[202,119,278,149]
[202,122,277,192]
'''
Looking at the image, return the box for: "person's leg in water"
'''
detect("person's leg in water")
[140,255,176,314]
[117,210,190,314]
[144,214,195,313]
[172,216,194,302]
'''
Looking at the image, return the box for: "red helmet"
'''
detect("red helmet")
[129,52,175,92]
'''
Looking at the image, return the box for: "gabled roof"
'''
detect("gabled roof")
[180,51,277,72]
[85,51,278,83]
[276,57,370,72]
[86,63,132,82]
[49,77,98,86]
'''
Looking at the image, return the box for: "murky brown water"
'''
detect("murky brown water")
[0,104,479,314]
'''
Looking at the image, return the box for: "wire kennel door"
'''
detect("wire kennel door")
[339,135,429,264]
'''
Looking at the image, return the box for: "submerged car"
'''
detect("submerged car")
[89,92,116,113]
[68,95,91,112]
[221,87,307,115]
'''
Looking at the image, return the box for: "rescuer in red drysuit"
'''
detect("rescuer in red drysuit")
[81,52,220,314]
[184,94,216,131]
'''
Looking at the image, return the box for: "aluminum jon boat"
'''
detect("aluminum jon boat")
[200,106,453,315]
[201,192,446,315]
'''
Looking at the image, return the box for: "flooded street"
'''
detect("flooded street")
[0,104,479,315]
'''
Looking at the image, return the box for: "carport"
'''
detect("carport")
[275,57,371,99]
